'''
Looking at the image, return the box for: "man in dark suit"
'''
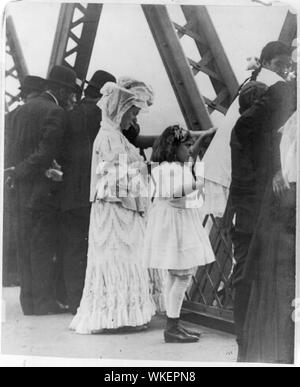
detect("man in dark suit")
[3,76,46,286]
[5,76,47,170]
[230,79,295,360]
[9,65,78,316]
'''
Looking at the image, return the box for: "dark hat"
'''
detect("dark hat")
[47,65,78,91]
[19,75,45,92]
[239,81,268,113]
[86,70,116,94]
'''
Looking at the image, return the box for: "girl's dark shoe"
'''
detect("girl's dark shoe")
[180,326,202,338]
[164,327,199,343]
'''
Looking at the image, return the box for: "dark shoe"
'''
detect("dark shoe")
[180,325,202,338]
[20,296,34,316]
[237,346,246,363]
[111,324,150,334]
[164,327,199,343]
[35,301,69,316]
[122,324,149,333]
[21,303,34,316]
[101,324,149,335]
[69,304,79,316]
[22,308,34,316]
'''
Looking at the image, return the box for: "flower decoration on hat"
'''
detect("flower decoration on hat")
[173,125,190,143]
[246,57,261,71]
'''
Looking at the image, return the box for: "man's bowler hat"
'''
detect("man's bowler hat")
[19,76,46,92]
[86,70,116,96]
[47,65,78,91]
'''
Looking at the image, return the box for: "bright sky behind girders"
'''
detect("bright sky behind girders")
[5,1,291,135]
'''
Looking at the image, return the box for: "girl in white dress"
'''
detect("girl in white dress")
[70,82,156,334]
[143,125,216,343]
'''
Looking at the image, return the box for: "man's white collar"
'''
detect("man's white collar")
[45,91,59,106]
[257,68,285,88]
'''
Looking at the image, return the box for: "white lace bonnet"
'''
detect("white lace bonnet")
[118,77,154,107]
[98,81,151,127]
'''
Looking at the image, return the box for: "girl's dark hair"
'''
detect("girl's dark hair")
[238,81,268,114]
[250,66,263,82]
[251,41,292,81]
[151,125,192,164]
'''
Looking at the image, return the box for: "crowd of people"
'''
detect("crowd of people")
[3,39,297,364]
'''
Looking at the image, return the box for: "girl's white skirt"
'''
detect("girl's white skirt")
[143,199,215,271]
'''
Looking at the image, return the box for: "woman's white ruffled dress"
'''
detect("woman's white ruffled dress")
[70,124,159,334]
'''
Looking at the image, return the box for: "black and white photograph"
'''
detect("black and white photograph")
[0,0,299,368]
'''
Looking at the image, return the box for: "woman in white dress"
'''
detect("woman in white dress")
[70,82,156,334]
[117,77,166,314]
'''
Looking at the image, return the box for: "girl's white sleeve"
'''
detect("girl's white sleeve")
[152,163,199,199]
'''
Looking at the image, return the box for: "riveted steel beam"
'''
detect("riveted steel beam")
[180,6,239,111]
[142,5,212,131]
[48,3,103,83]
[279,10,297,47]
[5,15,29,112]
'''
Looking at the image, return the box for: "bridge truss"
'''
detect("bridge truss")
[4,3,297,331]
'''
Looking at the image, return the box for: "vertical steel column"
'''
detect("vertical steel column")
[279,10,297,46]
[142,5,212,131]
[48,3,103,82]
[5,15,29,111]
[181,6,239,111]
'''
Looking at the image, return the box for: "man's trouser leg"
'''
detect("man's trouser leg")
[17,207,34,315]
[232,231,253,360]
[30,209,59,314]
[3,189,19,287]
[53,211,68,306]
[62,207,90,314]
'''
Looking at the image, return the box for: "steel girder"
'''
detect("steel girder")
[180,6,239,115]
[6,4,295,120]
[5,15,29,112]
[142,5,213,131]
[142,4,240,132]
[48,3,103,84]
[279,10,297,47]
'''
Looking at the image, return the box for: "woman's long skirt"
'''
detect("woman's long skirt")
[243,184,296,364]
[70,201,157,334]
